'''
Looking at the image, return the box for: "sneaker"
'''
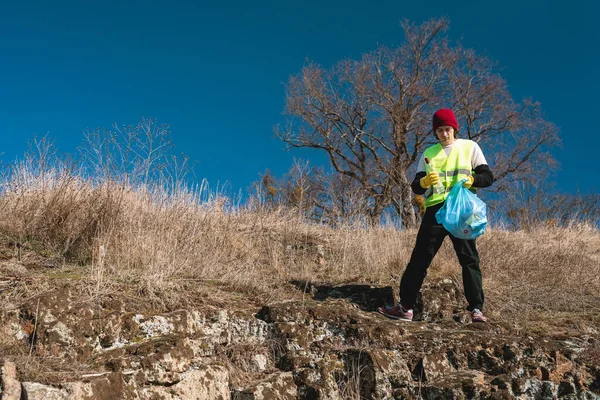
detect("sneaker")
[471,308,487,323]
[378,304,413,321]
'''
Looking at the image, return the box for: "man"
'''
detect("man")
[378,108,494,323]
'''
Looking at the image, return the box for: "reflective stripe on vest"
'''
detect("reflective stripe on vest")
[423,139,474,208]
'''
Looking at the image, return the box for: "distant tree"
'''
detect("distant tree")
[312,170,373,226]
[497,181,600,229]
[80,117,192,189]
[253,160,373,225]
[253,160,322,216]
[279,159,316,216]
[276,18,560,227]
[256,169,278,207]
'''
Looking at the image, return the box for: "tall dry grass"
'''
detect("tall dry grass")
[0,160,598,326]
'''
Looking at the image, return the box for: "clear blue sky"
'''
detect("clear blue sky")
[0,0,597,196]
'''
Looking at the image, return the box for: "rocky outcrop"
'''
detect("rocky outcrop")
[232,372,297,399]
[1,279,598,399]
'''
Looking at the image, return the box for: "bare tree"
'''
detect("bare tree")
[280,159,315,215]
[251,169,279,210]
[276,18,560,227]
[253,160,374,226]
[253,160,321,216]
[80,117,191,190]
[312,170,373,226]
[493,180,600,230]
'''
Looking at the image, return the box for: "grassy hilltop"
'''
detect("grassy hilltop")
[0,158,598,396]
[0,160,598,327]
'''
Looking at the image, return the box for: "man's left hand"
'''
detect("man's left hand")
[463,176,474,189]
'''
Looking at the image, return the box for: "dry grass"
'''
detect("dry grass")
[0,164,598,330]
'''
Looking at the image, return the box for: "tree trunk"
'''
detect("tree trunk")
[399,181,417,229]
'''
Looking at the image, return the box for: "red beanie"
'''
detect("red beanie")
[432,108,458,131]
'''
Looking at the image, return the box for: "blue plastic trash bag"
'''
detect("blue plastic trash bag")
[435,179,487,239]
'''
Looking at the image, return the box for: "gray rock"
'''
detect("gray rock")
[145,364,230,400]
[1,360,21,400]
[21,382,69,400]
[232,372,297,400]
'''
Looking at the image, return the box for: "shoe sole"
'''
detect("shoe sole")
[377,309,413,321]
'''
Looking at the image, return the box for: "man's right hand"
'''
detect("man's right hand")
[420,171,440,188]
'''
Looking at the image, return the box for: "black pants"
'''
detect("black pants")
[399,202,484,312]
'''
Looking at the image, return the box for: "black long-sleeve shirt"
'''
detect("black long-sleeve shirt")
[411,164,494,195]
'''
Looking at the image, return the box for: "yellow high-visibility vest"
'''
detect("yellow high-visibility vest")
[423,139,474,208]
